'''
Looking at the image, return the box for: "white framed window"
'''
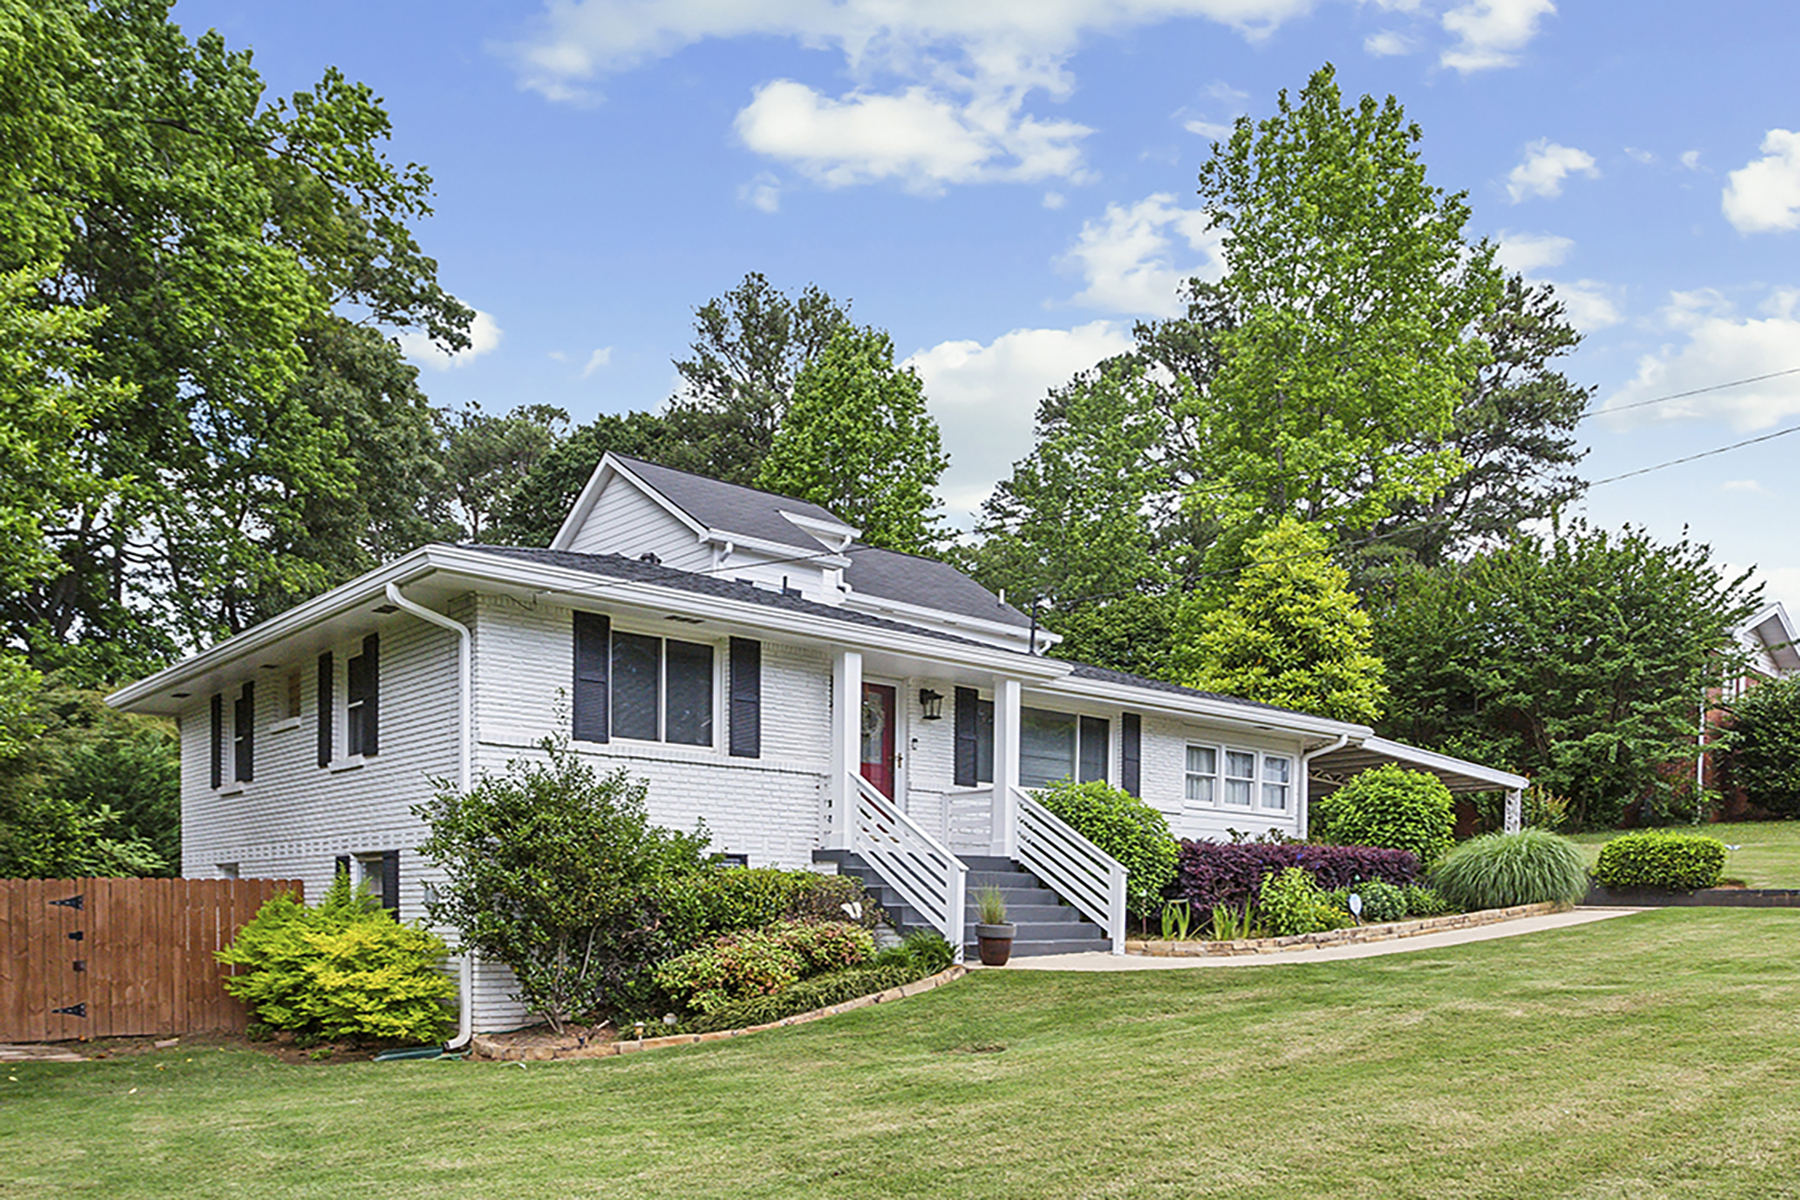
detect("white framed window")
[1019,707,1110,788]
[1262,755,1292,812]
[1184,745,1218,806]
[1223,749,1257,808]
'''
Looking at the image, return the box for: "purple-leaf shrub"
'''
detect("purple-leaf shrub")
[1168,841,1420,919]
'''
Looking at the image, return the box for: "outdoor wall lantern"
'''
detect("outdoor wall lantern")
[919,689,945,720]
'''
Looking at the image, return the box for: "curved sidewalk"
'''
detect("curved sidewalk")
[1002,907,1646,971]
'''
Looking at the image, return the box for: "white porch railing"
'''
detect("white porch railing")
[942,787,994,855]
[848,773,970,961]
[1012,786,1129,955]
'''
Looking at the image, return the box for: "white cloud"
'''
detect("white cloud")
[1680,149,1702,171]
[906,321,1135,520]
[1599,289,1800,430]
[1722,479,1772,495]
[398,309,503,371]
[1042,191,1067,209]
[734,79,1090,192]
[505,2,1313,192]
[1441,0,1555,72]
[1495,230,1573,273]
[1756,566,1800,610]
[1364,30,1415,56]
[738,172,783,213]
[1506,140,1599,203]
[1062,194,1226,317]
[1722,129,1800,234]
[1624,146,1655,165]
[1553,280,1624,331]
[1183,117,1237,141]
[580,347,613,377]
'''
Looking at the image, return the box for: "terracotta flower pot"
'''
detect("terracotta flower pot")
[975,922,1016,966]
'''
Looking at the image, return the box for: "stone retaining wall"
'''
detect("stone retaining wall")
[1126,902,1564,957]
[471,965,967,1062]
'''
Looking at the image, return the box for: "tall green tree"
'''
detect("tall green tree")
[1,0,469,675]
[1171,519,1387,724]
[1372,522,1760,830]
[757,326,949,556]
[666,272,852,487]
[492,409,681,547]
[439,401,568,543]
[966,361,1183,674]
[1187,63,1502,537]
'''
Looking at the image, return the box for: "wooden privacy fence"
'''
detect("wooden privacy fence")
[0,877,301,1043]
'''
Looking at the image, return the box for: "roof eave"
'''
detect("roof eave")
[1043,673,1372,740]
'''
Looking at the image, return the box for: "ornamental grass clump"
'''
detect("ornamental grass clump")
[1428,828,1589,911]
[1594,831,1726,892]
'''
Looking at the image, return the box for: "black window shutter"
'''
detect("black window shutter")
[572,611,610,742]
[953,687,979,787]
[361,633,380,758]
[317,652,333,768]
[1121,712,1142,797]
[728,637,761,758]
[380,849,400,915]
[210,694,223,789]
[235,682,255,783]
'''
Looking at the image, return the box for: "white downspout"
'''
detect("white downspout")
[384,582,475,1051]
[1298,734,1351,840]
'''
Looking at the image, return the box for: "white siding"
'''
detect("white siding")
[565,476,710,571]
[1138,714,1306,843]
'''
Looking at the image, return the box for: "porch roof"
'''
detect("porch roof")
[1309,736,1528,796]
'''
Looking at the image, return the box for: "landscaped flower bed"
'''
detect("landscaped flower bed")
[1127,901,1565,957]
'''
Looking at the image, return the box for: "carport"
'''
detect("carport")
[1308,736,1530,833]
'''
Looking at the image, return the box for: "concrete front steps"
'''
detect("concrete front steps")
[814,850,1112,958]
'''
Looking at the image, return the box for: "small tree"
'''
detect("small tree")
[1172,518,1386,723]
[756,326,949,555]
[1724,676,1800,817]
[414,737,714,1031]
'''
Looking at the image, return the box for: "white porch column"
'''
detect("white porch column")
[991,676,1022,858]
[825,649,863,851]
[1504,788,1523,834]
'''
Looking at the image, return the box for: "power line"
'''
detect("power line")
[1590,366,1800,419]
[1589,421,1800,486]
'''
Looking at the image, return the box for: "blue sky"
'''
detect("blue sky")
[174,0,1799,606]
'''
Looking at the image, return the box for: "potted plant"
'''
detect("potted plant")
[974,885,1015,967]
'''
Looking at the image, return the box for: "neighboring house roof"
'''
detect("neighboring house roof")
[1741,602,1800,675]
[610,454,851,553]
[842,543,1034,630]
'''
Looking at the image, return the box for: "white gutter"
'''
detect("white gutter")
[382,582,475,1053]
[1297,734,1351,840]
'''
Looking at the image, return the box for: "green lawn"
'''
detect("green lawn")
[7,910,1800,1198]
[1571,821,1800,887]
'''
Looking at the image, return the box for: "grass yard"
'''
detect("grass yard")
[6,908,1800,1199]
[1571,820,1800,887]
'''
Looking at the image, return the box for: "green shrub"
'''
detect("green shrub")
[216,873,457,1044]
[653,920,874,1016]
[1724,675,1800,816]
[1428,829,1589,911]
[1310,763,1455,866]
[1033,778,1178,919]
[1593,831,1726,892]
[1258,867,1351,938]
[680,963,919,1034]
[1334,878,1407,923]
[676,867,880,938]
[1402,885,1455,917]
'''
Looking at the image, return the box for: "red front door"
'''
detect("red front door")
[859,683,897,797]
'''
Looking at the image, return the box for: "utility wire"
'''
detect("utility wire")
[1589,421,1800,486]
[1588,366,1800,418]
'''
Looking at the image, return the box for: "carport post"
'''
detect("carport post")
[1504,788,1523,834]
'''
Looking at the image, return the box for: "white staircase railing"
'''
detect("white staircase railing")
[1012,787,1129,954]
[848,773,969,961]
[942,787,994,855]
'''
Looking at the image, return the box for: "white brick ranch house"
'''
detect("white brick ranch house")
[110,454,1526,1036]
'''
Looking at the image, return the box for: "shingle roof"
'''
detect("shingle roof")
[1064,662,1303,717]
[611,454,846,552]
[842,543,1033,630]
[460,544,1000,651]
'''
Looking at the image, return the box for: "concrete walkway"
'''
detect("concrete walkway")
[1001,906,1647,971]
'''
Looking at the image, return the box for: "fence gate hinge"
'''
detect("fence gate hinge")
[51,1003,86,1018]
[49,894,83,910]
[72,960,86,972]
[67,930,83,941]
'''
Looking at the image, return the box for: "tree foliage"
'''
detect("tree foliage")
[1310,763,1454,866]
[1,0,468,677]
[415,737,714,1032]
[1373,522,1760,830]
[757,326,949,555]
[1723,676,1800,818]
[1187,63,1502,536]
[439,401,567,543]
[491,410,684,547]
[1172,519,1387,723]
[666,272,853,488]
